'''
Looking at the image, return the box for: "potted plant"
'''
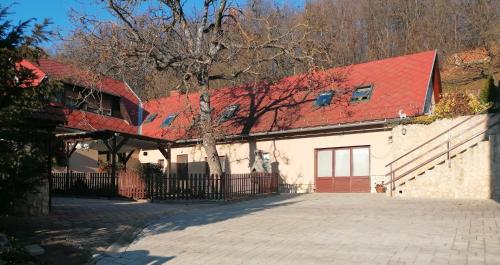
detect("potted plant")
[375,182,387,193]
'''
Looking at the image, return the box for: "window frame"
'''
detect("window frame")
[314,91,334,107]
[143,113,158,124]
[160,113,177,128]
[350,85,374,102]
[218,104,239,123]
[315,146,370,178]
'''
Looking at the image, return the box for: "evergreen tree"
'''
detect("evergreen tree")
[0,6,60,214]
[479,75,497,106]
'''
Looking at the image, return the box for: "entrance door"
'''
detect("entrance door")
[315,146,370,193]
[177,154,188,178]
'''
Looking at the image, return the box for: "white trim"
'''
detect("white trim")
[123,82,143,135]
[423,50,437,113]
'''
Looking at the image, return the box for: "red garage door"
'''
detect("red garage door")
[315,146,371,193]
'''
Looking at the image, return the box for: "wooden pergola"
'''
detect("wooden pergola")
[55,129,174,193]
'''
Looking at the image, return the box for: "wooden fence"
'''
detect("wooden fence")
[146,173,279,201]
[51,171,279,201]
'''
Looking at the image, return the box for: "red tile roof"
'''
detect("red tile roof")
[63,109,137,134]
[142,50,440,141]
[21,58,141,127]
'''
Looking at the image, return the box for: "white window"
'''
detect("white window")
[352,147,370,176]
[334,149,350,176]
[317,150,333,177]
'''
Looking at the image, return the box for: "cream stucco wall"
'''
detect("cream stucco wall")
[139,129,394,193]
[68,149,99,172]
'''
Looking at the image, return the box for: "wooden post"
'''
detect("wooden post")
[111,134,117,194]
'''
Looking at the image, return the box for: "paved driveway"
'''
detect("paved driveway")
[96,194,500,265]
[0,197,211,265]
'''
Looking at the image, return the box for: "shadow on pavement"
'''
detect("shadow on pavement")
[138,194,305,238]
[98,250,174,265]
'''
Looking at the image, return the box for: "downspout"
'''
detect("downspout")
[124,82,143,135]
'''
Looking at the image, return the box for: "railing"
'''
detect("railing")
[146,173,279,201]
[51,171,279,201]
[385,113,500,196]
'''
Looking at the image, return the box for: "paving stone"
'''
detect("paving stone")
[96,194,500,265]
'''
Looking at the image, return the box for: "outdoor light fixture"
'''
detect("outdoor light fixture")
[401,126,407,135]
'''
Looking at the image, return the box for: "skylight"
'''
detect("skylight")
[315,91,334,107]
[218,104,239,123]
[144,113,158,124]
[160,114,177,128]
[351,85,373,102]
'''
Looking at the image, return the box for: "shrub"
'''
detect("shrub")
[434,91,489,119]
[479,75,497,105]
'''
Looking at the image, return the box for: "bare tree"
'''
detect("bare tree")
[69,0,311,175]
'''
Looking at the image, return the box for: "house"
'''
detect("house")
[138,50,441,193]
[20,58,162,172]
[21,51,441,193]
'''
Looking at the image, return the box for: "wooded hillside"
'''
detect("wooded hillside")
[57,0,498,98]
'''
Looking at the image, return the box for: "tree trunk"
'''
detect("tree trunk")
[199,84,223,176]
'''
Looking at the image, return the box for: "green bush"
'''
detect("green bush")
[479,75,498,106]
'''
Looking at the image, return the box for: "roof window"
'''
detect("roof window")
[143,113,158,124]
[315,91,334,107]
[218,104,239,123]
[160,114,177,128]
[351,85,373,102]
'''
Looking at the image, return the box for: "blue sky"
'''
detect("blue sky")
[4,0,303,50]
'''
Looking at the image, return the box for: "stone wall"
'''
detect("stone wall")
[389,114,500,199]
[14,178,50,216]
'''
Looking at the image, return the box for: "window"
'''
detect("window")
[161,114,177,128]
[158,159,164,168]
[218,104,239,123]
[317,150,333,177]
[352,147,369,176]
[334,149,350,176]
[315,91,334,107]
[143,113,158,124]
[351,85,373,102]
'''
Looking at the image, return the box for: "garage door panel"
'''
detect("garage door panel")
[316,178,334,192]
[350,177,370,192]
[333,177,350,192]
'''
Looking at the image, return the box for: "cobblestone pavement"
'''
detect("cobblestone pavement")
[0,196,211,265]
[96,194,500,265]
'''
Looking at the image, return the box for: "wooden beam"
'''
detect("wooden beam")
[68,141,79,156]
[157,145,170,160]
[103,139,112,152]
[115,137,130,153]
[123,150,134,164]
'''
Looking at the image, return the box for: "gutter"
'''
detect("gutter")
[124,82,143,135]
[174,118,394,145]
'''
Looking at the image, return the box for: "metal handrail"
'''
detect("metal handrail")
[385,116,492,177]
[385,115,477,167]
[385,117,500,186]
